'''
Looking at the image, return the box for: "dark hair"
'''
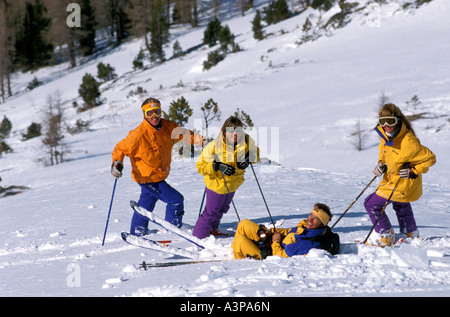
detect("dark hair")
[141,98,161,108]
[314,203,332,221]
[379,103,415,136]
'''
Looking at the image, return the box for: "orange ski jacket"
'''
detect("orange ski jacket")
[112,118,203,184]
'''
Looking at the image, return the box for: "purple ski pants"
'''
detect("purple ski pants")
[193,188,235,239]
[364,192,417,234]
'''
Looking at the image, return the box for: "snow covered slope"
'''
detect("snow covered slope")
[0,0,449,298]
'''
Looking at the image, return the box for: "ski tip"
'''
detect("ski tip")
[130,200,138,208]
[121,232,130,241]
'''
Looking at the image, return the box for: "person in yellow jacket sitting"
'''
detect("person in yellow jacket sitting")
[232,203,339,259]
[111,98,204,235]
[364,103,436,247]
[193,116,260,239]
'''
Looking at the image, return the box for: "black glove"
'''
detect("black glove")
[257,225,272,260]
[212,161,236,176]
[237,160,249,170]
[237,151,257,170]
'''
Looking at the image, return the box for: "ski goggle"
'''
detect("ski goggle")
[142,104,162,119]
[378,116,398,127]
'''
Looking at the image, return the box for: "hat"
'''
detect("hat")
[311,205,331,226]
[141,98,161,110]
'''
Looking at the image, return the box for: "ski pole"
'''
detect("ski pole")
[250,163,276,229]
[363,176,402,244]
[220,171,240,222]
[331,175,377,229]
[102,178,118,246]
[198,187,207,218]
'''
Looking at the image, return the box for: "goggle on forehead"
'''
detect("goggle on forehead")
[142,103,162,118]
[378,116,398,127]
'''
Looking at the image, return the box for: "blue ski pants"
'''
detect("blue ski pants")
[130,181,184,235]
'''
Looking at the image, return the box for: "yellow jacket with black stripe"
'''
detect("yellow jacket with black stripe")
[196,134,260,194]
[374,123,436,203]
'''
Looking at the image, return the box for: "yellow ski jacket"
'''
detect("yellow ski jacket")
[196,135,260,194]
[374,124,436,202]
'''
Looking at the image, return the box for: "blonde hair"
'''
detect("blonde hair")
[379,103,415,136]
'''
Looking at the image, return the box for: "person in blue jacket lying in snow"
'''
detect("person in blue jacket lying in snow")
[232,203,339,259]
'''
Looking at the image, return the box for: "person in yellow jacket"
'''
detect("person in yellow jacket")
[193,116,260,239]
[364,103,436,246]
[111,98,204,235]
[232,203,338,259]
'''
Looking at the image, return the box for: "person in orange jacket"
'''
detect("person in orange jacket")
[364,103,436,246]
[111,98,204,235]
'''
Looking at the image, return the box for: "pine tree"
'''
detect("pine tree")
[218,25,234,50]
[0,140,12,157]
[149,0,169,63]
[252,10,264,40]
[78,73,101,109]
[15,0,53,70]
[0,116,12,140]
[172,40,184,58]
[203,49,226,71]
[262,0,291,25]
[234,108,254,129]
[311,0,336,11]
[97,63,117,82]
[22,122,42,141]
[164,96,193,126]
[0,116,12,156]
[203,17,222,47]
[78,0,97,56]
[109,0,131,45]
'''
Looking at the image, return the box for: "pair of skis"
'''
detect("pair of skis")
[121,201,227,267]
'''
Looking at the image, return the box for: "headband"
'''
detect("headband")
[141,102,161,111]
[312,206,331,226]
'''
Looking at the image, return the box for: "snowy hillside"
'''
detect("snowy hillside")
[1,0,450,299]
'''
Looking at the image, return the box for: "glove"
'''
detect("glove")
[373,163,387,177]
[111,160,123,178]
[212,161,236,176]
[203,137,214,147]
[257,225,270,241]
[399,167,418,179]
[257,225,273,260]
[237,152,257,170]
[236,156,250,170]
